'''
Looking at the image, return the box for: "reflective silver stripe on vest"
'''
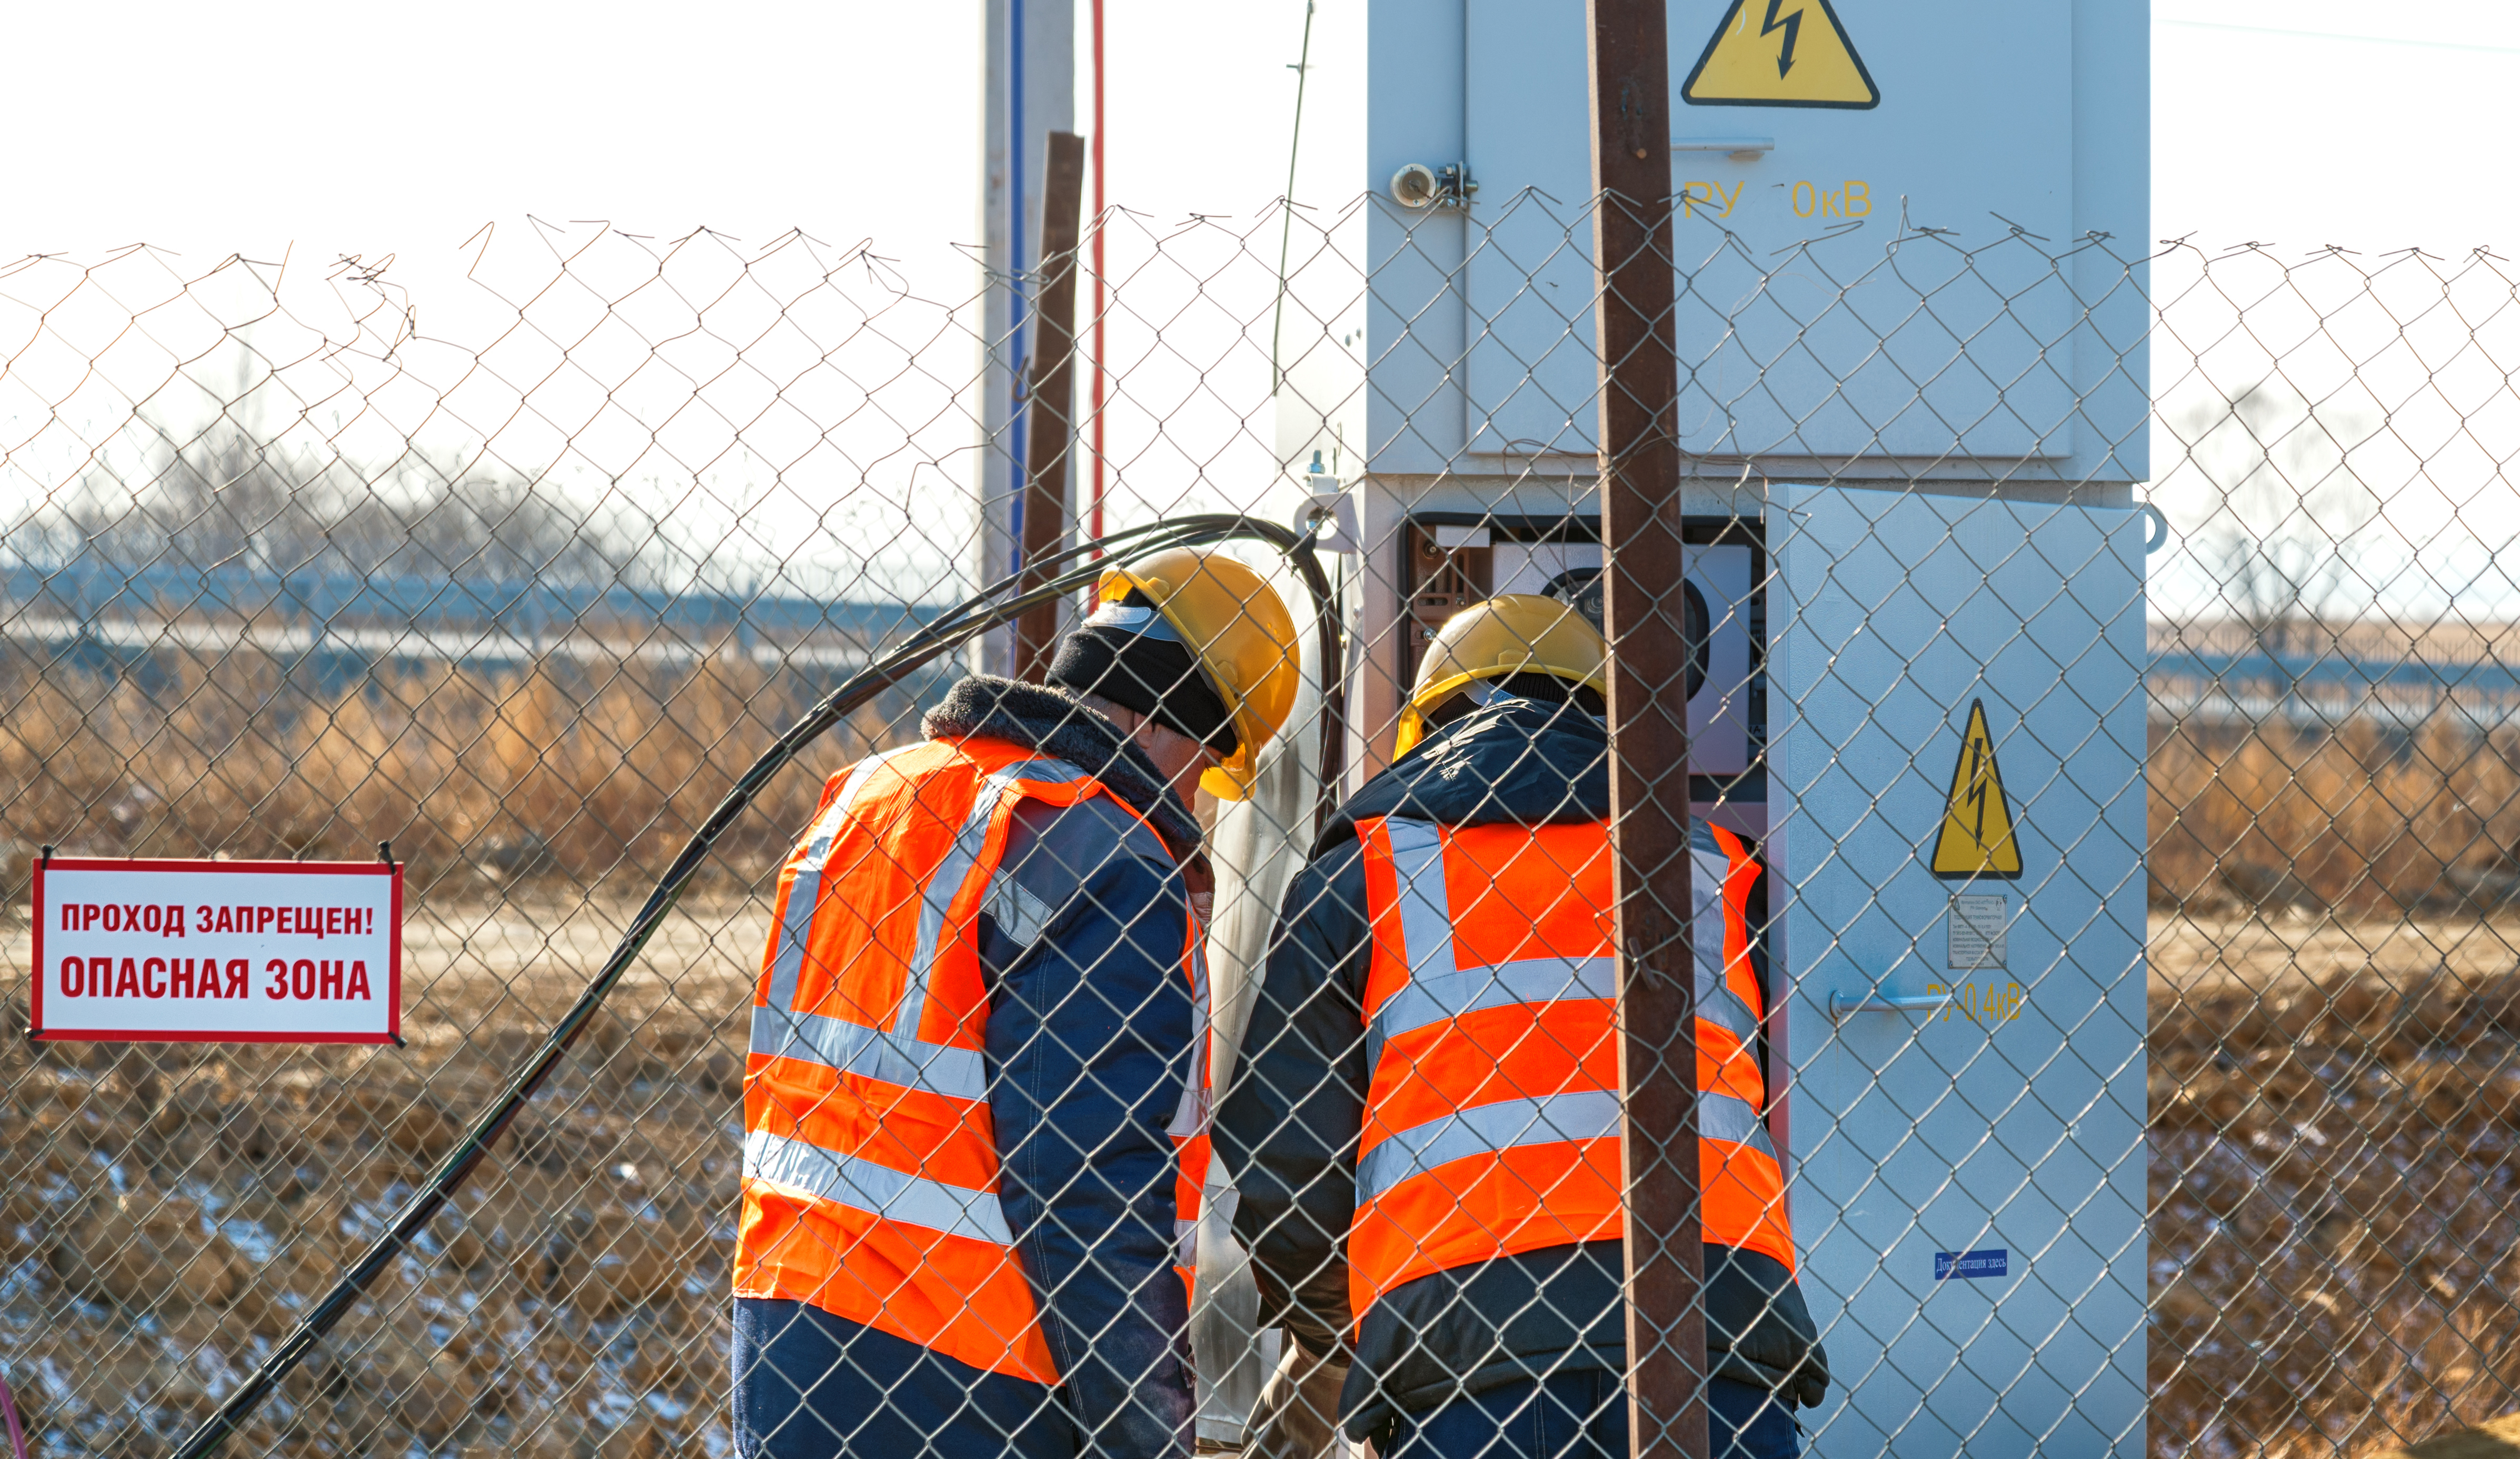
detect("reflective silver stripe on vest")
[1363,817,1450,1069]
[761,743,927,1015]
[1354,1089,1775,1206]
[757,749,1093,1092]
[1690,843,1762,1045]
[1368,825,1761,1064]
[1367,816,1757,1056]
[893,756,1090,1039]
[984,872,1059,955]
[1699,1090,1776,1158]
[749,1008,988,1101]
[1356,1090,1619,1205]
[1368,955,1617,1071]
[1371,945,1757,1063]
[742,1129,1013,1246]
[1372,825,1759,1040]
[1380,817,1455,983]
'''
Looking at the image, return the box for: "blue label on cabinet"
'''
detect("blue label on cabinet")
[1934,1248,2009,1281]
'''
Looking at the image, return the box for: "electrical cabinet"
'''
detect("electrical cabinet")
[1768,483,2147,1459]
[1271,0,2148,487]
[1259,3,2154,1451]
[1396,513,1760,783]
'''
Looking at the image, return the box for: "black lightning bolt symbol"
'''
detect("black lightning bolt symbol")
[1760,0,1803,78]
[1964,741,1990,842]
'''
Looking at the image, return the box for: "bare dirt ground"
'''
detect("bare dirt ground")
[1,889,775,1458]
[2148,912,2520,1458]
[2150,911,2520,999]
[8,898,2520,1456]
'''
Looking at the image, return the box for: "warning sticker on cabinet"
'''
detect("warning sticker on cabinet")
[1681,0,1881,110]
[1931,699,2024,880]
[1934,1248,2009,1281]
[1948,894,2009,970]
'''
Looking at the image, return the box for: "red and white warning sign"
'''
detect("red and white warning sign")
[31,858,402,1044]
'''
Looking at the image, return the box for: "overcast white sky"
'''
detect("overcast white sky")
[8,0,2515,287]
[6,0,2519,607]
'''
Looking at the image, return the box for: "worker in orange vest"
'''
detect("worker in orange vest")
[732,548,1301,1459]
[1221,594,1828,1459]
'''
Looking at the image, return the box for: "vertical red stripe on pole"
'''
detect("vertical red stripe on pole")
[0,1368,29,1459]
[1088,0,1107,548]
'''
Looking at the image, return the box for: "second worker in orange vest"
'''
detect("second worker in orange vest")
[733,549,1301,1459]
[1221,596,1830,1459]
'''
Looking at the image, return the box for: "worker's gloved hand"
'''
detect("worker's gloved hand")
[1246,1333,1358,1459]
[1790,1340,1831,1410]
[1185,851,1217,929]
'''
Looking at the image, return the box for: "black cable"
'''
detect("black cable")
[171,513,1339,1459]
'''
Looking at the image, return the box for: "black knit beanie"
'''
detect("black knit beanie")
[1045,590,1240,754]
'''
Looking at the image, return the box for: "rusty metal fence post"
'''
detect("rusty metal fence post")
[1586,5,1707,1458]
[1015,130,1087,682]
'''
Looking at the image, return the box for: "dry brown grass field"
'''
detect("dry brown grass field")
[2150,721,2520,917]
[0,892,772,1457]
[0,643,911,895]
[9,648,2520,1454]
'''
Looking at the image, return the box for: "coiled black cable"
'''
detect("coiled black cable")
[172,514,1342,1459]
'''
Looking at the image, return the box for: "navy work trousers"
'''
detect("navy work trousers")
[732,1296,1077,1459]
[1383,1372,1799,1459]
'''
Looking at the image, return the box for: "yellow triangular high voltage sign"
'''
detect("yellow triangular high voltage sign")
[1681,0,1880,111]
[1931,700,2023,879]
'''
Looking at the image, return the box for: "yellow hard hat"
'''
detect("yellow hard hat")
[1395,593,1608,757]
[1098,547,1301,801]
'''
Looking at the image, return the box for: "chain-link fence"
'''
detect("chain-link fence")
[3,202,2519,1459]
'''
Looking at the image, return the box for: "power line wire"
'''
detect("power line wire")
[1270,0,1318,397]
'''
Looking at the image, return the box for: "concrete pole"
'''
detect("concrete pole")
[974,0,1076,677]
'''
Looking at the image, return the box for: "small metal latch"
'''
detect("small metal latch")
[1674,136,1776,162]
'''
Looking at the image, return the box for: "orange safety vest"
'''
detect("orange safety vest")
[734,734,1212,1384]
[1348,815,1790,1324]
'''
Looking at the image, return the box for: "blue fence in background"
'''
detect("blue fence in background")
[1,562,952,698]
[2149,650,2520,733]
[12,563,2520,739]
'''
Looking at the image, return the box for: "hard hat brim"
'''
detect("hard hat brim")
[1200,758,1256,801]
[1103,548,1301,804]
[1398,593,1610,760]
[1395,661,1605,759]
